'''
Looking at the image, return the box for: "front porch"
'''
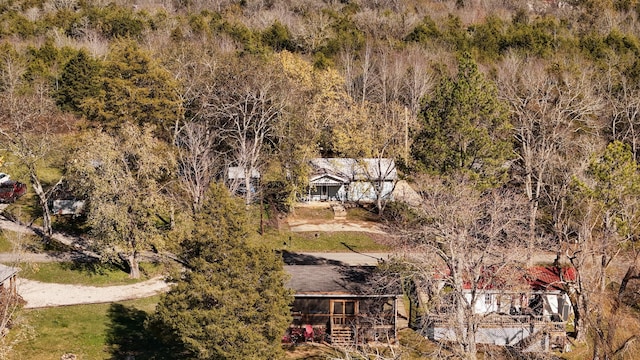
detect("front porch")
[287,295,398,346]
[425,313,568,352]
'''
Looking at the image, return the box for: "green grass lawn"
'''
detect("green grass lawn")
[249,230,391,252]
[18,262,166,286]
[0,232,15,252]
[248,204,391,252]
[10,299,427,360]
[10,296,160,360]
[290,206,334,220]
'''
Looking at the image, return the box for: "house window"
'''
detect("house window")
[333,302,344,315]
[485,294,492,306]
[332,300,356,315]
[345,301,355,315]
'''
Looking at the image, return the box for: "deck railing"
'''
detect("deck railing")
[426,314,566,330]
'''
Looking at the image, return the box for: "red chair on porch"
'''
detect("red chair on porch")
[304,324,314,342]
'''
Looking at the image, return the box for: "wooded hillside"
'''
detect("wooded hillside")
[1,0,640,358]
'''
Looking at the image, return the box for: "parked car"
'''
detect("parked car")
[0,180,27,203]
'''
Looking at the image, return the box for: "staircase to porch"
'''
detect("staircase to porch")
[513,322,566,353]
[331,327,354,346]
[331,204,347,219]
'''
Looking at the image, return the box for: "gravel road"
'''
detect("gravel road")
[18,277,171,309]
[0,204,558,309]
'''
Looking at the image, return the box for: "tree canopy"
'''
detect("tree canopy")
[153,184,292,360]
[67,123,175,278]
[82,40,183,138]
[54,49,101,115]
[412,52,512,187]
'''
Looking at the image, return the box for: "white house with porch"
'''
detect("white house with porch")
[425,266,576,352]
[306,158,397,202]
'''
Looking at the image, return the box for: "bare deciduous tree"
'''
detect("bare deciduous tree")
[176,121,221,213]
[0,88,74,237]
[497,53,604,266]
[604,67,640,161]
[397,176,528,360]
[194,59,288,206]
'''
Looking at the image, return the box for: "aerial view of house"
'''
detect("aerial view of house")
[306,158,397,202]
[424,265,576,352]
[284,263,400,346]
[2,0,640,358]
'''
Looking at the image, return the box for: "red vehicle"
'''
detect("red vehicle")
[0,180,27,203]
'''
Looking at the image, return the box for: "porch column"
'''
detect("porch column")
[394,296,398,343]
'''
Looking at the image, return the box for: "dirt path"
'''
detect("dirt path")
[0,213,396,308]
[18,277,171,309]
[0,215,100,259]
[0,215,171,308]
[287,218,388,234]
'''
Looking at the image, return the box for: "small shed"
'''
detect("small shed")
[285,264,399,345]
[0,264,19,296]
[52,200,86,216]
[227,166,260,195]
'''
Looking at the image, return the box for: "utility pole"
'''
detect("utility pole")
[404,107,409,163]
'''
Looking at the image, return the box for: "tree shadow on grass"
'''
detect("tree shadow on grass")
[105,303,180,360]
[60,259,126,276]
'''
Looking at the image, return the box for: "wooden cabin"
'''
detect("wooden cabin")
[285,264,399,346]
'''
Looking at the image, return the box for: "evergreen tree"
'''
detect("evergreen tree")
[152,184,292,360]
[83,40,183,138]
[412,52,512,186]
[55,50,101,115]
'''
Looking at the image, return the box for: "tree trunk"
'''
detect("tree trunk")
[466,326,478,360]
[244,168,252,207]
[127,252,141,279]
[571,289,588,343]
[455,298,468,356]
[30,173,55,237]
[526,199,538,267]
[451,265,478,360]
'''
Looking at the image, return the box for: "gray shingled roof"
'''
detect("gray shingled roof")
[285,265,375,295]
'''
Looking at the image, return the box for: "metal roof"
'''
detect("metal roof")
[0,264,19,284]
[309,158,397,182]
[227,166,260,180]
[309,173,349,185]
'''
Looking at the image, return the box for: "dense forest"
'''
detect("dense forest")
[1,0,640,358]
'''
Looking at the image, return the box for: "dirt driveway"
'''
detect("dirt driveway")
[18,277,171,309]
[287,218,387,234]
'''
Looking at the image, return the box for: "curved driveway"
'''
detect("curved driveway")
[17,277,171,309]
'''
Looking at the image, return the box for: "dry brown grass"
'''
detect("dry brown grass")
[561,302,640,360]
